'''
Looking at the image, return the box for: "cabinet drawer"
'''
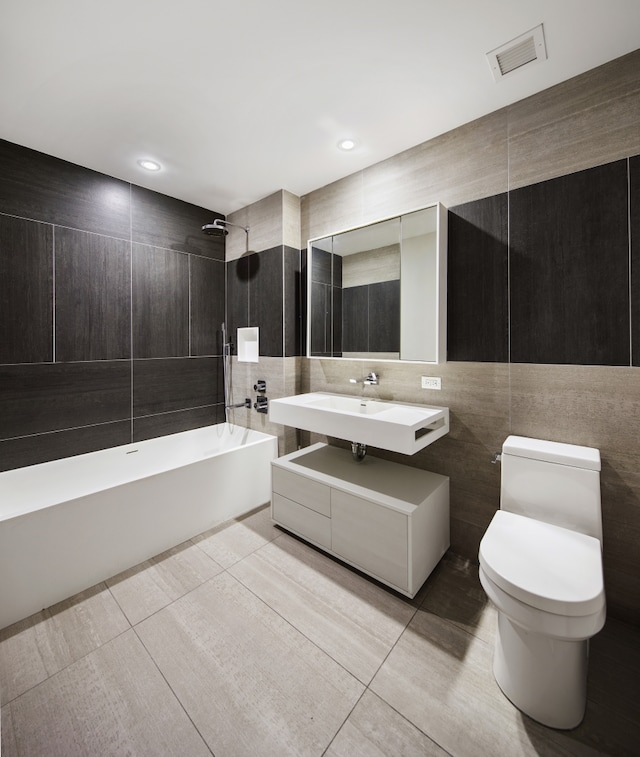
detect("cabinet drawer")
[272,493,332,549]
[331,490,408,590]
[272,466,331,516]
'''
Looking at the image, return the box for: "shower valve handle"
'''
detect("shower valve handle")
[254,396,268,413]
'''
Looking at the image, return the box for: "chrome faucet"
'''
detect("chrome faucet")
[349,372,379,387]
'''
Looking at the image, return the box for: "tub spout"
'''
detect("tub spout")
[227,398,251,409]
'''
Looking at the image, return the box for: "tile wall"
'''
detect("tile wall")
[0,140,226,471]
[292,49,640,626]
[224,192,304,454]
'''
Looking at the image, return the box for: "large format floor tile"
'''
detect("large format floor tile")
[326,689,448,756]
[1,705,17,755]
[2,502,639,756]
[370,606,569,756]
[4,630,210,757]
[192,504,281,568]
[230,532,416,684]
[419,553,496,645]
[106,539,223,625]
[136,571,364,756]
[0,583,129,706]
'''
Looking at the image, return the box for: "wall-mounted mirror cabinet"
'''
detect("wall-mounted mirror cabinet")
[308,203,447,363]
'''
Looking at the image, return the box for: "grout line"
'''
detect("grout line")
[131,624,215,755]
[1,417,130,443]
[320,688,368,756]
[628,157,633,367]
[282,245,286,357]
[129,183,134,443]
[52,225,56,363]
[188,254,192,357]
[506,109,513,433]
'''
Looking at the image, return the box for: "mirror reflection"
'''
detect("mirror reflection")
[308,203,446,363]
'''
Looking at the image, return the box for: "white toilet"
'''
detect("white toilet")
[479,435,606,729]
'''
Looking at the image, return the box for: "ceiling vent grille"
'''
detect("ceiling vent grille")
[486,25,547,82]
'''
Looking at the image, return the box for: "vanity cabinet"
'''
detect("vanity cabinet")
[271,443,449,597]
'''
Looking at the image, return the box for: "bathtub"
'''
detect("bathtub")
[0,423,278,630]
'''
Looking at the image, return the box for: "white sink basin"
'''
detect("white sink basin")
[269,392,449,455]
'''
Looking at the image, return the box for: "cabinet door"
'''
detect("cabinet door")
[272,493,331,549]
[331,490,408,591]
[272,466,331,516]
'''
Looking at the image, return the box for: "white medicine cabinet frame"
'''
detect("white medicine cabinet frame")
[307,202,447,364]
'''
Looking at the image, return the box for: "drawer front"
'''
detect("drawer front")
[331,490,408,590]
[272,493,332,549]
[272,466,331,516]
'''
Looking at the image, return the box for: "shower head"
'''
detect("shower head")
[202,221,227,236]
[202,219,250,236]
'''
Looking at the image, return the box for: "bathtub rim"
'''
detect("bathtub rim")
[0,423,276,522]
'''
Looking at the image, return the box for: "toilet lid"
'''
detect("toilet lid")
[479,510,604,617]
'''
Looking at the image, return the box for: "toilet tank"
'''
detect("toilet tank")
[500,436,602,543]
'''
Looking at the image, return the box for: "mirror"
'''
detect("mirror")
[307,203,446,363]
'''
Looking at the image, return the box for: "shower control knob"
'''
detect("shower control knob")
[254,380,266,393]
[254,396,268,413]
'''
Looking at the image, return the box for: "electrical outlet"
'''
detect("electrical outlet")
[421,376,441,390]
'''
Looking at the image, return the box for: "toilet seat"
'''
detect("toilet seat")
[479,564,606,640]
[479,510,605,617]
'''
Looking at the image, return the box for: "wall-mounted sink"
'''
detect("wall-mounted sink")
[269,392,449,455]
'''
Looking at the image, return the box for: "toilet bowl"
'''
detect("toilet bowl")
[479,436,606,729]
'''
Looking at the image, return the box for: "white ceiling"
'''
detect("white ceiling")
[2,1,639,215]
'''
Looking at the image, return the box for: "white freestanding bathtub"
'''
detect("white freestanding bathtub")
[0,423,278,630]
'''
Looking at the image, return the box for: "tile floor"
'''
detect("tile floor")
[1,505,639,756]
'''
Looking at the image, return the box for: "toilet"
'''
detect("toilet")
[479,435,606,729]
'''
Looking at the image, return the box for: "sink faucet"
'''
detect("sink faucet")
[349,372,379,387]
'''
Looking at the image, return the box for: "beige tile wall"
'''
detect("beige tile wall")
[226,190,284,260]
[230,49,640,626]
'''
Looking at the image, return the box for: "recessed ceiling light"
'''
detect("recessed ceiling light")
[137,159,161,171]
[337,138,357,151]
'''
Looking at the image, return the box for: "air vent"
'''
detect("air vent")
[486,24,547,82]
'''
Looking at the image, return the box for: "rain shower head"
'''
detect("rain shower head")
[201,219,250,236]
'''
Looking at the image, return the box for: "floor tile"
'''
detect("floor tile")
[0,583,129,705]
[230,533,416,684]
[7,630,210,757]
[545,618,640,755]
[136,571,364,756]
[192,504,280,568]
[420,553,496,644]
[326,690,448,756]
[370,607,570,756]
[106,539,223,625]
[1,704,17,757]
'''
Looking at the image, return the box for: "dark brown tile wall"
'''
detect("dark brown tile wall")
[0,140,131,239]
[448,159,634,366]
[284,246,303,357]
[249,246,284,358]
[132,244,190,359]
[0,215,53,364]
[55,228,131,362]
[509,160,630,365]
[131,185,224,259]
[226,245,305,358]
[631,155,640,366]
[190,255,225,357]
[447,194,508,362]
[0,139,226,470]
[0,422,131,473]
